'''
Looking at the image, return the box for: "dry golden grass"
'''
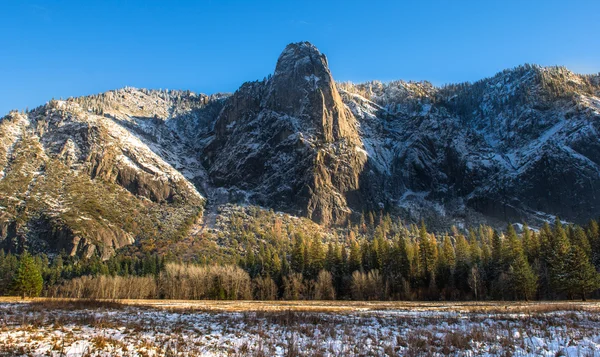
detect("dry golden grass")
[2,296,600,314]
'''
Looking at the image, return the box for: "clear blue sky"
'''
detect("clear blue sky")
[1,0,599,114]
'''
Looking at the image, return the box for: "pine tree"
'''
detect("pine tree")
[437,234,456,297]
[454,233,471,296]
[491,230,503,268]
[418,222,437,286]
[538,222,554,298]
[306,234,325,280]
[290,234,306,274]
[522,223,539,263]
[348,240,362,273]
[510,252,538,301]
[504,224,521,263]
[468,229,482,265]
[586,219,600,269]
[570,226,592,258]
[548,218,571,294]
[562,246,600,300]
[325,242,336,272]
[387,234,410,297]
[0,251,19,295]
[12,252,43,298]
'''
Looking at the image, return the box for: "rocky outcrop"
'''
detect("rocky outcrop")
[267,42,358,144]
[205,42,366,224]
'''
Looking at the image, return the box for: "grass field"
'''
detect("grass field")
[2,298,600,356]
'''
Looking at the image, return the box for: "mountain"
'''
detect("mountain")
[205,42,366,225]
[1,41,599,258]
[339,65,600,227]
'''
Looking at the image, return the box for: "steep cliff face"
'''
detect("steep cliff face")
[205,42,366,224]
[267,42,358,143]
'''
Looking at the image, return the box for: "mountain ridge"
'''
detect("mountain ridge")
[1,42,599,258]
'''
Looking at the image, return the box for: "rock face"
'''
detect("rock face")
[267,42,357,143]
[1,42,600,257]
[205,42,366,224]
[0,91,208,258]
[339,65,600,227]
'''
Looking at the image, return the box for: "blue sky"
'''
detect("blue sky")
[1,0,599,114]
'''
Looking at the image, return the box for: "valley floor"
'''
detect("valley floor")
[1,298,600,356]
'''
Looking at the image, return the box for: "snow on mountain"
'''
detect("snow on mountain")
[1,43,599,257]
[340,64,600,227]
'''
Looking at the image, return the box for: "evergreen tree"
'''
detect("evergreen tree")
[417,222,437,287]
[348,240,362,273]
[12,252,43,298]
[548,218,571,294]
[504,224,521,263]
[570,226,592,258]
[537,222,554,297]
[0,251,19,295]
[290,234,306,274]
[562,246,600,300]
[491,230,503,268]
[45,255,63,287]
[586,219,600,269]
[306,234,325,280]
[454,233,471,296]
[468,229,482,265]
[510,251,538,301]
[437,234,456,297]
[386,234,411,298]
[522,223,539,263]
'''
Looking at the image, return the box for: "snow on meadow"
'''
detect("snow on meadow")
[1,299,600,356]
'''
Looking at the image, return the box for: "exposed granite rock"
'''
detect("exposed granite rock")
[205,42,366,225]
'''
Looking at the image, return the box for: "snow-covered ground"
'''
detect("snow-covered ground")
[1,300,600,356]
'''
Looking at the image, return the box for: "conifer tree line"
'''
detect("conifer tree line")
[240,217,600,301]
[1,217,600,301]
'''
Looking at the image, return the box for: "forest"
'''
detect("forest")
[2,215,600,301]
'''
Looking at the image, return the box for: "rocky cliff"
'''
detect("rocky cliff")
[205,42,366,225]
[0,92,208,258]
[1,42,599,257]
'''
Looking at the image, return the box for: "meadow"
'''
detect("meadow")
[1,298,600,356]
